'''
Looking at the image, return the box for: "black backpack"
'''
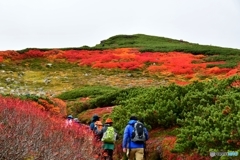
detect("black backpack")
[131,121,146,142]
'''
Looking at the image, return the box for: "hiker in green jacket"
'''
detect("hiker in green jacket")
[96,118,118,160]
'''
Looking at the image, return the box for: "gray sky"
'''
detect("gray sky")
[0,0,240,51]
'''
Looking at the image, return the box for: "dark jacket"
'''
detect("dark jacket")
[122,120,149,149]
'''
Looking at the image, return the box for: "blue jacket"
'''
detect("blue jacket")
[122,120,149,149]
[89,122,95,131]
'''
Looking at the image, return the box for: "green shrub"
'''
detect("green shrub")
[57,85,118,100]
[174,76,240,156]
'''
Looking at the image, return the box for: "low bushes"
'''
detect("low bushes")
[0,96,101,160]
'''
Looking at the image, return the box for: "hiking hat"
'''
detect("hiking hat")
[67,115,73,119]
[130,116,138,120]
[92,114,100,121]
[105,118,113,124]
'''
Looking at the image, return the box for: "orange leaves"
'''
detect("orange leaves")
[226,69,238,77]
[231,80,240,88]
[92,61,119,69]
[0,96,99,159]
[147,65,167,73]
[206,67,231,75]
[161,136,178,159]
[0,50,19,60]
[175,80,190,86]
[18,49,44,59]
[51,98,67,115]
[2,47,238,81]
[113,51,136,60]
[37,98,63,116]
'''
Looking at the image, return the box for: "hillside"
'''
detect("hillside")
[0,34,240,159]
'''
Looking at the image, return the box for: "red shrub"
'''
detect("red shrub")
[24,50,44,58]
[92,61,120,69]
[119,61,143,70]
[0,96,102,159]
[147,65,167,73]
[226,69,238,77]
[206,67,231,75]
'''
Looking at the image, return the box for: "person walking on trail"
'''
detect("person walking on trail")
[122,116,149,160]
[96,118,118,160]
[90,114,103,141]
[65,115,73,127]
[90,114,101,131]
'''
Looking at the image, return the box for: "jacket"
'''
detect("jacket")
[122,120,149,149]
[89,121,95,131]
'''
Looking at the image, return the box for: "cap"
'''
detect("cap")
[67,115,73,119]
[92,114,100,121]
[105,118,113,123]
[130,116,138,120]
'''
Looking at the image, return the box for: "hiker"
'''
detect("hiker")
[65,115,73,127]
[73,117,82,127]
[90,114,103,141]
[122,116,149,160]
[89,114,101,131]
[96,118,118,160]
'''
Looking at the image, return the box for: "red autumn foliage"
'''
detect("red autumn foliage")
[1,47,238,82]
[0,96,103,160]
[206,67,232,75]
[16,49,45,59]
[175,80,190,86]
[160,136,211,160]
[92,61,120,69]
[226,69,238,77]
[0,50,20,60]
[231,80,240,88]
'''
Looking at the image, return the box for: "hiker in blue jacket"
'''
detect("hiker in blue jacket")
[122,116,149,160]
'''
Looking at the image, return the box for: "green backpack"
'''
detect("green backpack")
[101,126,116,143]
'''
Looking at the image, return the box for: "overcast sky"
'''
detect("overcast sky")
[0,0,240,51]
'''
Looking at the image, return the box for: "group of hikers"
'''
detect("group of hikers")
[89,114,149,160]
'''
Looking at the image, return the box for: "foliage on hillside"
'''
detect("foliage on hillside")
[1,47,239,89]
[0,34,240,159]
[57,76,240,157]
[0,96,104,160]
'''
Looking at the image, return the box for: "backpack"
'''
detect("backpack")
[101,126,116,143]
[94,121,103,132]
[131,121,146,142]
[93,121,103,141]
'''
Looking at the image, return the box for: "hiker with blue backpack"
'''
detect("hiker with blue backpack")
[122,116,149,160]
[96,118,118,160]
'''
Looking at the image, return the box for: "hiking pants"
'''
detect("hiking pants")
[104,149,113,160]
[127,148,144,160]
